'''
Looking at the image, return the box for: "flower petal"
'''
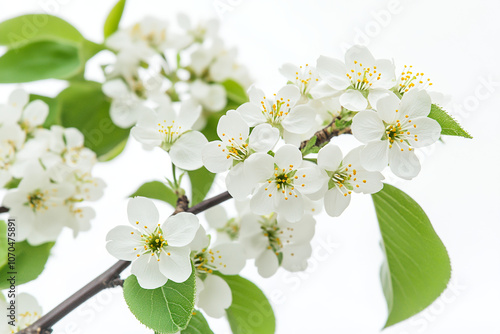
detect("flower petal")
[249,123,279,152]
[276,191,304,223]
[375,92,400,123]
[217,110,249,142]
[202,140,232,173]
[158,246,193,283]
[236,102,265,127]
[226,162,255,200]
[127,197,159,234]
[255,249,279,278]
[389,146,421,180]
[324,188,351,217]
[211,243,246,275]
[339,90,368,111]
[316,55,350,90]
[281,243,312,272]
[204,205,228,229]
[351,110,385,143]
[408,117,441,147]
[197,275,232,318]
[131,254,168,289]
[169,130,208,171]
[250,184,276,216]
[277,85,301,106]
[400,89,432,118]
[360,141,389,171]
[23,100,48,128]
[244,152,274,183]
[317,143,343,171]
[274,144,302,169]
[281,105,316,134]
[163,212,199,247]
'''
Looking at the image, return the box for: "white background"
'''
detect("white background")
[1,0,500,333]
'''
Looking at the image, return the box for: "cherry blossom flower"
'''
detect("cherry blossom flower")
[317,45,395,111]
[131,101,207,170]
[106,197,199,289]
[2,293,43,333]
[317,144,384,217]
[351,89,441,179]
[237,85,316,145]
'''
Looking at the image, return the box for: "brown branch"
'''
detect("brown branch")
[0,206,9,213]
[299,116,352,151]
[18,190,233,334]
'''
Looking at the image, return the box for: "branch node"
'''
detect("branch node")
[174,194,189,214]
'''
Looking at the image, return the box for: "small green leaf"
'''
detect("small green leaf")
[428,104,472,139]
[3,178,21,190]
[104,0,127,38]
[0,241,55,289]
[0,14,83,48]
[129,181,177,208]
[0,41,82,83]
[0,221,7,268]
[188,167,216,206]
[123,266,196,334]
[222,79,248,106]
[301,135,317,156]
[372,184,451,327]
[57,81,130,159]
[181,310,214,334]
[220,275,276,334]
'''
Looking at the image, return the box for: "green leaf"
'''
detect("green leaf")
[0,41,82,83]
[0,221,6,269]
[104,0,127,38]
[57,81,130,159]
[428,104,472,139]
[222,79,248,106]
[371,184,451,327]
[0,241,54,289]
[220,275,275,334]
[0,14,83,48]
[301,135,317,156]
[188,167,215,206]
[123,266,196,334]
[129,181,177,208]
[181,310,214,334]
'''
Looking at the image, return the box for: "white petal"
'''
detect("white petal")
[244,152,274,183]
[372,59,396,89]
[276,191,304,223]
[110,101,141,128]
[236,102,265,127]
[316,55,350,90]
[204,205,228,229]
[177,100,202,129]
[247,86,266,105]
[297,166,329,195]
[131,125,163,150]
[279,63,299,82]
[345,45,375,69]
[256,249,279,278]
[351,110,385,143]
[217,110,249,142]
[350,170,384,194]
[274,144,302,169]
[339,90,367,111]
[197,275,232,318]
[368,88,394,111]
[106,226,142,261]
[389,147,421,180]
[282,105,316,134]
[131,254,168,289]
[324,188,351,217]
[400,89,432,118]
[23,100,48,127]
[127,197,159,234]
[63,128,84,148]
[281,243,312,272]
[202,141,232,173]
[163,212,199,247]
[169,131,208,170]
[188,225,210,252]
[279,214,316,244]
[211,243,246,275]
[375,92,400,123]
[250,184,276,216]
[408,117,441,147]
[158,246,193,283]
[249,124,279,152]
[360,141,389,171]
[9,88,29,108]
[317,143,343,171]
[203,84,227,112]
[276,85,300,106]
[226,163,255,201]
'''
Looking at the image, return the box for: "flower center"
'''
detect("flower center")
[294,64,319,95]
[398,65,432,94]
[383,116,418,151]
[26,190,48,212]
[220,133,250,162]
[346,60,381,90]
[158,120,182,150]
[328,164,356,197]
[260,95,292,127]
[142,231,167,254]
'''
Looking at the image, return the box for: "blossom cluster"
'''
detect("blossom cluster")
[106,45,444,319]
[102,14,250,127]
[0,89,105,245]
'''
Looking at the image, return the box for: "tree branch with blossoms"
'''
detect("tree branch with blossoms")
[0,2,474,334]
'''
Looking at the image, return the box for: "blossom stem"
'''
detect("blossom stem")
[18,190,233,334]
[299,116,352,151]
